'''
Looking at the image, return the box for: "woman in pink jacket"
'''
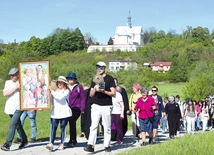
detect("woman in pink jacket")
[134,88,158,146]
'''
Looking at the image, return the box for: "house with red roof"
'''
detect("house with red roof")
[152,62,172,73]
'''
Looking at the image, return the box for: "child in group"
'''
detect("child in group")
[27,92,36,108]
[46,76,72,151]
[23,84,31,108]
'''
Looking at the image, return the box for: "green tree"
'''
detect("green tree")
[108,37,113,45]
[168,51,189,82]
[183,61,214,100]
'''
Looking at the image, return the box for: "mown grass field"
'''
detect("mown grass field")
[0,82,186,144]
[117,131,214,155]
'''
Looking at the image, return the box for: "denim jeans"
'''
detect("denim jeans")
[17,110,37,139]
[161,117,167,131]
[196,115,201,129]
[6,110,27,146]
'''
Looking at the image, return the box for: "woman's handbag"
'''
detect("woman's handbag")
[148,115,155,123]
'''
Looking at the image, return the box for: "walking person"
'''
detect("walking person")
[161,97,168,133]
[46,76,72,151]
[184,99,197,134]
[14,110,37,143]
[128,84,141,138]
[165,96,182,138]
[201,100,209,131]
[111,78,129,140]
[66,72,85,147]
[195,100,202,131]
[79,86,90,138]
[150,86,166,143]
[111,90,125,145]
[84,61,116,153]
[1,68,28,151]
[134,88,158,146]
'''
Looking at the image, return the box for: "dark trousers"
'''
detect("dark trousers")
[6,110,27,146]
[50,118,69,144]
[112,114,123,141]
[68,107,81,143]
[80,113,85,133]
[168,119,179,136]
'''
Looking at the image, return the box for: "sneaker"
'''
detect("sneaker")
[84,145,94,153]
[104,147,111,152]
[14,138,21,144]
[79,133,84,137]
[57,144,64,150]
[18,141,28,149]
[116,140,123,145]
[140,142,146,146]
[46,143,54,151]
[1,143,10,151]
[67,140,77,147]
[29,138,36,143]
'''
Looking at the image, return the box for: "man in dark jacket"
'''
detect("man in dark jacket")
[150,86,166,143]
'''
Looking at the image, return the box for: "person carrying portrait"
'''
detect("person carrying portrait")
[46,76,72,151]
[1,68,28,151]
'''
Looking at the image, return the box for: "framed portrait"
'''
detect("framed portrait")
[18,60,51,110]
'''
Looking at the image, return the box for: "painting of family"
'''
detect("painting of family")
[19,60,50,110]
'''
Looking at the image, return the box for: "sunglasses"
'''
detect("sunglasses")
[152,90,157,92]
[96,66,105,70]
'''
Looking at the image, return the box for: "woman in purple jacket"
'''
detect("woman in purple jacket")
[134,87,158,146]
[66,72,85,147]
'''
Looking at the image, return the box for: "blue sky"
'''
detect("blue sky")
[1,0,213,44]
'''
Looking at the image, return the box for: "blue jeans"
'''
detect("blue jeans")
[161,117,167,131]
[50,118,69,144]
[196,115,201,129]
[18,110,37,139]
[6,110,27,146]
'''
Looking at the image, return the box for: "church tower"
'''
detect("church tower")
[127,11,132,28]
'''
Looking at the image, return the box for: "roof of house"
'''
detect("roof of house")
[152,62,172,66]
[114,26,142,36]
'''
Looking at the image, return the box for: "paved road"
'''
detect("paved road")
[0,130,184,155]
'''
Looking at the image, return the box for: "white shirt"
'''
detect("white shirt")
[3,80,20,114]
[50,89,72,119]
[112,92,123,114]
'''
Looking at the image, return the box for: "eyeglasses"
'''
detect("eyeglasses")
[152,90,157,92]
[96,66,105,70]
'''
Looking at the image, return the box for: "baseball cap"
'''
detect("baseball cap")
[96,61,106,67]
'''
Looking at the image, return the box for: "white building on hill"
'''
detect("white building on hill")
[87,12,144,53]
[109,60,138,72]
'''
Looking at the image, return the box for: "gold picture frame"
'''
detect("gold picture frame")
[18,60,51,110]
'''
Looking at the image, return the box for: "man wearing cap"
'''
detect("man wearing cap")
[1,68,28,151]
[84,61,116,153]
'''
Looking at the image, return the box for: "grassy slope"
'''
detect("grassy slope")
[0,83,185,143]
[117,131,214,155]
